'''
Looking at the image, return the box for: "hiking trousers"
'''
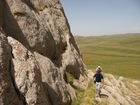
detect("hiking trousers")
[96,82,101,96]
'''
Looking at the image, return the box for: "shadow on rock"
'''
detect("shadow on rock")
[100,94,109,98]
[42,82,60,105]
[42,82,71,105]
[3,0,30,49]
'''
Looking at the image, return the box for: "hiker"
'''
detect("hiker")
[93,66,104,97]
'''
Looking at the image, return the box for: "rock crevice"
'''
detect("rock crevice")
[0,0,87,105]
[8,60,27,105]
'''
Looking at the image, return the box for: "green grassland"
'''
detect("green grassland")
[75,33,140,80]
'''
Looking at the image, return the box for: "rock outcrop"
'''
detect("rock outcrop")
[88,71,140,105]
[0,0,87,105]
[101,74,140,105]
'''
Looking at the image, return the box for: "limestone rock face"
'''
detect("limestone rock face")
[0,0,86,105]
[3,0,56,58]
[7,37,51,105]
[34,52,76,105]
[0,32,21,105]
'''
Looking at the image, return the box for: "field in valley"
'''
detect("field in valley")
[75,33,140,80]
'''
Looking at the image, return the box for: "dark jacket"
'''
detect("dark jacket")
[93,73,104,82]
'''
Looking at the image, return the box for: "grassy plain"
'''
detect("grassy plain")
[75,33,140,80]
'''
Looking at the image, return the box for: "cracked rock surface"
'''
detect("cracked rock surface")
[0,0,87,105]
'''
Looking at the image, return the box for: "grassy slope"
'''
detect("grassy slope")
[72,81,96,105]
[75,33,140,80]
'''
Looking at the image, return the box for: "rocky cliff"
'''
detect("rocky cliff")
[0,0,87,105]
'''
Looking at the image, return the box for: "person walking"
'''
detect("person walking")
[93,66,104,97]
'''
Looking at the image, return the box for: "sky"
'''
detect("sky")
[61,0,140,36]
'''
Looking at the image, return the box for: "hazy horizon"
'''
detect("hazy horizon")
[74,33,140,36]
[61,0,140,36]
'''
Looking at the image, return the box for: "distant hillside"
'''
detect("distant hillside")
[75,33,140,80]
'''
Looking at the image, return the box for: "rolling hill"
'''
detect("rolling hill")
[75,33,140,80]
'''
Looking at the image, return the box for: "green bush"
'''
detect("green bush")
[65,72,74,85]
[37,5,48,11]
